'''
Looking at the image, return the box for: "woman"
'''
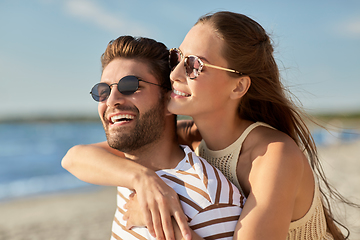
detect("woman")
[165,11,348,240]
[62,11,353,240]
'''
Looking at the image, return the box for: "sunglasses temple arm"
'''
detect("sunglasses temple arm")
[204,63,242,75]
[140,80,171,90]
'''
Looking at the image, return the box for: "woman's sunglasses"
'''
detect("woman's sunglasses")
[169,48,242,79]
[90,75,169,102]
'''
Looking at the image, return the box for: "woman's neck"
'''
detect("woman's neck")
[193,111,252,151]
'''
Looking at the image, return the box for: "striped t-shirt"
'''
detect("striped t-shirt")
[111,145,246,240]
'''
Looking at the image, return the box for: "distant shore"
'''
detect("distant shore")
[0,115,101,123]
[1,111,360,123]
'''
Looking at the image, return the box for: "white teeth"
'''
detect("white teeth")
[173,89,190,97]
[111,114,135,123]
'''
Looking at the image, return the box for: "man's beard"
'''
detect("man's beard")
[104,99,166,153]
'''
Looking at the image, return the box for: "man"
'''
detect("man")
[63,36,245,240]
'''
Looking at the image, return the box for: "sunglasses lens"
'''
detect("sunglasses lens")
[90,76,140,101]
[90,83,110,102]
[169,49,181,70]
[185,56,201,79]
[118,75,139,95]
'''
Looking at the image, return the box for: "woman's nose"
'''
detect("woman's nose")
[170,61,187,83]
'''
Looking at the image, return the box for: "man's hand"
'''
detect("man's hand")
[123,192,146,227]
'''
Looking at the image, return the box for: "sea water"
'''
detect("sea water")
[0,121,359,201]
[0,121,106,201]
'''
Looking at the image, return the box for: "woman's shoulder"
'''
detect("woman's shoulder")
[246,125,306,175]
[249,124,300,151]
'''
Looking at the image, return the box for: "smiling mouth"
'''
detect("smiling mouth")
[110,114,135,124]
[173,89,191,97]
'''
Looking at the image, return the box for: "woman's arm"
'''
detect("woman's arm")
[61,142,191,240]
[233,136,306,240]
[62,142,136,187]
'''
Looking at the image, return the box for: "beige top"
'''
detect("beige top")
[195,122,334,240]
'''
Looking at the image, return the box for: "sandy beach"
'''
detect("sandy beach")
[317,140,360,239]
[0,141,359,240]
[0,187,116,240]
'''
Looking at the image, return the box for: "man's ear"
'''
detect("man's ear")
[230,76,251,100]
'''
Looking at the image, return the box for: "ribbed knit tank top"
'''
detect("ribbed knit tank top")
[195,122,270,195]
[195,122,334,240]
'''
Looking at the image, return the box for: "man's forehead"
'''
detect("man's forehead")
[101,58,153,82]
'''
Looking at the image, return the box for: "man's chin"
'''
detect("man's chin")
[107,140,125,152]
[106,133,134,151]
[105,133,123,148]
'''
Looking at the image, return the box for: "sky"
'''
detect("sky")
[0,0,359,120]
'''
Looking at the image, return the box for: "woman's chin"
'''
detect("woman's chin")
[167,100,186,116]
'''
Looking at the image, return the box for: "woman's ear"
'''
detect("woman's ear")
[230,76,251,100]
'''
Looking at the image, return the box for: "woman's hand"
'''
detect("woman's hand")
[130,169,191,240]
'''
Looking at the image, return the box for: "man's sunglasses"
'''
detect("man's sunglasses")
[90,75,169,102]
[169,48,242,79]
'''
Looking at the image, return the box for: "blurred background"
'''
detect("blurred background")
[0,0,359,239]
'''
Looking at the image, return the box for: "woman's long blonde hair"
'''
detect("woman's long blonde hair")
[197,11,357,239]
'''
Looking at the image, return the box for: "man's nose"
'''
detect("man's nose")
[106,85,126,107]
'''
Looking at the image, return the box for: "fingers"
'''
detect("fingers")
[125,219,134,230]
[143,196,172,240]
[131,177,188,240]
[155,191,186,240]
[166,193,190,240]
[173,211,191,240]
[151,207,167,240]
[143,208,156,238]
[159,207,175,240]
[137,194,162,239]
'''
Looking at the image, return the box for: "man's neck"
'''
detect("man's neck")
[123,137,185,172]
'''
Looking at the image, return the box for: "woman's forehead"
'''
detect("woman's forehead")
[179,24,225,63]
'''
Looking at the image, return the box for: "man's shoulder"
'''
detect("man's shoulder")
[161,146,245,236]
[158,145,244,206]
[180,145,233,183]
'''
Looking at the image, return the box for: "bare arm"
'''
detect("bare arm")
[233,138,306,240]
[62,118,202,187]
[61,142,191,240]
[62,142,137,187]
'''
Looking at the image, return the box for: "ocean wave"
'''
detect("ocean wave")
[0,173,94,201]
